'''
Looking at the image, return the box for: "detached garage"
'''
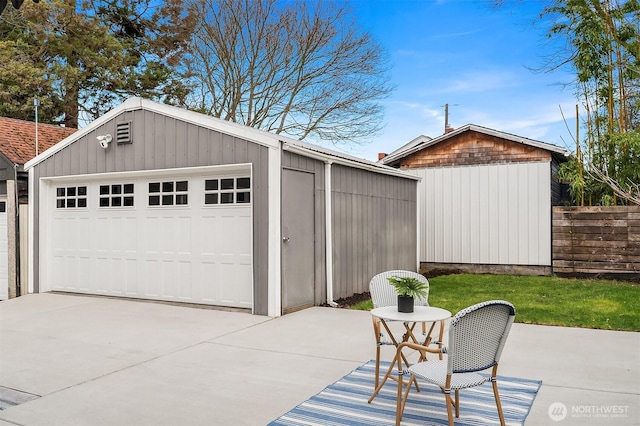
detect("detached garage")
[25,97,418,316]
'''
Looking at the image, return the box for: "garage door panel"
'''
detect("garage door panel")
[77,256,91,291]
[45,171,253,308]
[177,261,192,300]
[143,259,160,296]
[125,259,138,295]
[96,257,110,293]
[222,264,253,308]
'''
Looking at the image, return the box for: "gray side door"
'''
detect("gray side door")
[281,169,315,314]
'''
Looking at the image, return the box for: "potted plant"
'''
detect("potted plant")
[387,276,428,313]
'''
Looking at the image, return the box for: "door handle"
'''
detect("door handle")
[283,236,290,243]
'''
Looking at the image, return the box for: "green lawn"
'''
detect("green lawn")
[350,274,640,331]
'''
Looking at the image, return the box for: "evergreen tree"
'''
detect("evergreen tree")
[0,0,194,127]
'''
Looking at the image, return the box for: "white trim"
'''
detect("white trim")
[39,163,252,183]
[324,161,336,307]
[267,144,282,317]
[28,168,35,294]
[25,97,282,171]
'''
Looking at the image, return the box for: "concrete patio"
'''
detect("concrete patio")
[0,293,638,425]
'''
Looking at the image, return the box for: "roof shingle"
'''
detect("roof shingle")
[0,117,76,165]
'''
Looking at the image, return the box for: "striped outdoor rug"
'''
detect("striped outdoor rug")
[269,360,541,426]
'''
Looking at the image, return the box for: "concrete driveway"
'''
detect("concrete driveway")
[0,293,638,425]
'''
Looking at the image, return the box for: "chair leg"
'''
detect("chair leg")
[444,391,454,426]
[374,345,381,389]
[454,389,460,418]
[372,317,381,390]
[491,366,506,426]
[437,320,445,360]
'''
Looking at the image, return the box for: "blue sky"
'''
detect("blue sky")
[339,0,579,161]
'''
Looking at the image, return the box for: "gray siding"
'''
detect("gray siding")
[0,153,14,188]
[32,109,271,315]
[331,165,417,299]
[282,151,326,304]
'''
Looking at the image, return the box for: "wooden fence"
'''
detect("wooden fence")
[552,206,640,275]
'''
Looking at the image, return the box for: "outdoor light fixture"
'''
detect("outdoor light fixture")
[97,134,113,149]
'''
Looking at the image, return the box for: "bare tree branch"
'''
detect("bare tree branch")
[184,0,393,146]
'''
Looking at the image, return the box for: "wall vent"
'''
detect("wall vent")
[116,121,132,144]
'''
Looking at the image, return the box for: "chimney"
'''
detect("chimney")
[445,126,454,134]
[378,152,387,160]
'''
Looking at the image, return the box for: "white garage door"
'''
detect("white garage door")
[41,167,253,309]
[0,198,8,300]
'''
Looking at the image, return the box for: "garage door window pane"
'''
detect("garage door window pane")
[176,181,188,192]
[221,193,234,204]
[237,178,250,189]
[221,178,234,190]
[237,192,250,203]
[100,198,110,207]
[162,195,173,205]
[78,198,87,208]
[205,179,218,191]
[100,185,109,195]
[149,195,160,206]
[149,182,160,193]
[162,182,174,192]
[123,196,134,206]
[205,193,218,204]
[124,184,134,194]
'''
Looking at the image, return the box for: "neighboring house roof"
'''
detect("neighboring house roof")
[383,134,432,160]
[380,124,568,166]
[0,117,76,165]
[25,97,418,180]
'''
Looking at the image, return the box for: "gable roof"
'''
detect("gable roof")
[0,117,76,166]
[380,124,568,166]
[383,134,432,160]
[24,97,417,180]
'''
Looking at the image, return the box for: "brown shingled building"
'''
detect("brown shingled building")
[0,117,76,300]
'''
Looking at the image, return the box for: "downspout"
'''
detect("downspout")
[325,160,337,307]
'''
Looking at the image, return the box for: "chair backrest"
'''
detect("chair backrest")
[446,300,516,374]
[369,270,430,309]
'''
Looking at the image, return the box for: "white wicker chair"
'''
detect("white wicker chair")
[395,300,516,426]
[369,270,440,390]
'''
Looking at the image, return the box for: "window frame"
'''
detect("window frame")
[55,185,88,209]
[148,179,190,207]
[204,176,252,206]
[99,183,135,208]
